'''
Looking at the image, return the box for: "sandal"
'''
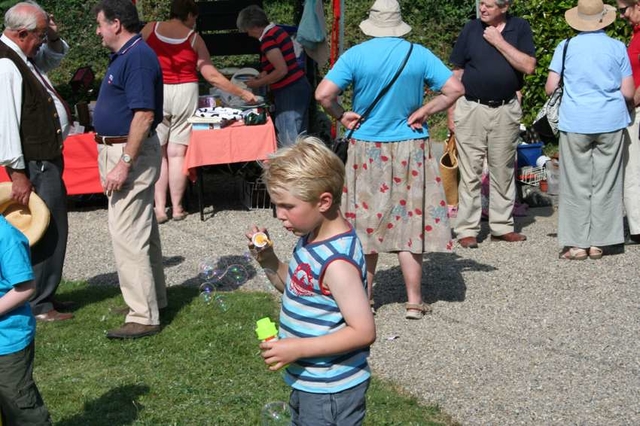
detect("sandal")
[559,247,588,260]
[405,303,431,320]
[588,246,603,260]
[369,299,376,316]
[173,211,189,221]
[156,214,169,225]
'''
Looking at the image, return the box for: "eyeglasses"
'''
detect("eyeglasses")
[30,29,47,42]
[618,6,630,15]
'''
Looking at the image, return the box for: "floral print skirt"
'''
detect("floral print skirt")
[342,138,453,255]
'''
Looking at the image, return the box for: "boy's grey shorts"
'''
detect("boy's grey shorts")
[290,378,369,426]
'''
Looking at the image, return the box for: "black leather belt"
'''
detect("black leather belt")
[94,131,155,145]
[465,95,516,108]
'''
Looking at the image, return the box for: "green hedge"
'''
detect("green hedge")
[0,0,630,123]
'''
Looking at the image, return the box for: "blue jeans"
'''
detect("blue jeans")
[289,379,369,426]
[273,77,311,147]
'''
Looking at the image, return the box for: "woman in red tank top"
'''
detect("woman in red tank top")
[141,0,256,223]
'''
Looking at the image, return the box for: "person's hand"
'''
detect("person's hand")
[246,225,274,262]
[104,161,130,196]
[46,14,59,40]
[407,106,428,130]
[245,78,260,89]
[259,338,300,371]
[483,25,505,48]
[9,174,33,206]
[241,90,258,104]
[340,111,362,131]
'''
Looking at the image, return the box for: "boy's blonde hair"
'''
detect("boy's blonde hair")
[263,136,345,207]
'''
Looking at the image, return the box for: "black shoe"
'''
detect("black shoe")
[52,299,76,311]
[624,234,640,245]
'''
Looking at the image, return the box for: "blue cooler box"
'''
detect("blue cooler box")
[517,143,543,168]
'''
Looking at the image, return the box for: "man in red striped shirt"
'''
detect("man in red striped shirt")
[237,5,311,147]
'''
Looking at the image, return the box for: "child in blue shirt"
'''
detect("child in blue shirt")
[247,136,376,425]
[0,215,51,425]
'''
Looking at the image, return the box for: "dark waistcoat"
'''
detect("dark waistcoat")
[0,40,63,161]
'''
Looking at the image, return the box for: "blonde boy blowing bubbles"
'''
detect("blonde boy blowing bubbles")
[247,136,376,425]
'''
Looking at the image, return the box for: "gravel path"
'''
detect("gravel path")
[64,183,640,425]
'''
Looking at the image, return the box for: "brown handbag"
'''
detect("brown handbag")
[439,133,459,206]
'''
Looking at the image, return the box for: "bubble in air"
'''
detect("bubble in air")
[198,254,256,310]
[261,401,291,425]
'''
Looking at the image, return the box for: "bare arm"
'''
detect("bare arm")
[44,14,64,54]
[484,26,536,75]
[315,78,362,131]
[103,110,153,193]
[260,260,375,371]
[544,71,561,96]
[0,281,35,317]
[193,35,256,103]
[621,75,635,103]
[140,22,153,40]
[246,48,288,89]
[408,75,465,130]
[446,68,464,134]
[633,85,640,107]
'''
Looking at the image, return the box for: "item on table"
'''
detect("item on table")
[198,95,219,108]
[194,107,243,121]
[241,107,267,125]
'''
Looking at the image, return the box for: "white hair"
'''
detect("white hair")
[4,1,47,32]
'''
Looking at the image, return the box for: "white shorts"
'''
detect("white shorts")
[156,82,198,146]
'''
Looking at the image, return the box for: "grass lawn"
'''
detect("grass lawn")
[32,281,456,425]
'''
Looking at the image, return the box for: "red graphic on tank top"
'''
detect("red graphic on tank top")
[290,263,315,296]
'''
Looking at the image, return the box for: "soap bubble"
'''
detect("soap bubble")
[198,258,218,281]
[261,401,291,426]
[197,254,258,310]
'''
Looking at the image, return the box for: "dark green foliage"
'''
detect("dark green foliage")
[511,0,631,124]
[0,0,630,125]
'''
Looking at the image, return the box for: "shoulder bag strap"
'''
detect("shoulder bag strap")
[558,38,571,88]
[345,42,414,139]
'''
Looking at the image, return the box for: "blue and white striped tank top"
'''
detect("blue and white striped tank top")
[279,227,370,393]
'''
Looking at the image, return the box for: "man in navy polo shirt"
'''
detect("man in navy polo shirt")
[448,0,536,249]
[92,0,167,339]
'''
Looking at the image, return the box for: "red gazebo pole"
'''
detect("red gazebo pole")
[330,0,342,138]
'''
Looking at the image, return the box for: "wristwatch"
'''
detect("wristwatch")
[121,153,132,165]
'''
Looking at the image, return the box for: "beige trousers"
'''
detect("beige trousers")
[623,107,640,235]
[98,134,167,325]
[453,97,522,238]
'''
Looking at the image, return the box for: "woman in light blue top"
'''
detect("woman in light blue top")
[545,0,634,260]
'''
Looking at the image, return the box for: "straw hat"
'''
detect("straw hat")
[0,182,50,246]
[565,0,616,32]
[359,0,411,37]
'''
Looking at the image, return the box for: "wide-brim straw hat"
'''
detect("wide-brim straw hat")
[359,0,411,37]
[0,182,50,246]
[565,0,616,32]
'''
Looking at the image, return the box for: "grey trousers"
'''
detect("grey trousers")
[27,157,68,316]
[453,97,522,238]
[98,135,167,325]
[558,130,625,248]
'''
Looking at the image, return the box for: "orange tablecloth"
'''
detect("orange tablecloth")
[0,133,102,195]
[183,117,277,177]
